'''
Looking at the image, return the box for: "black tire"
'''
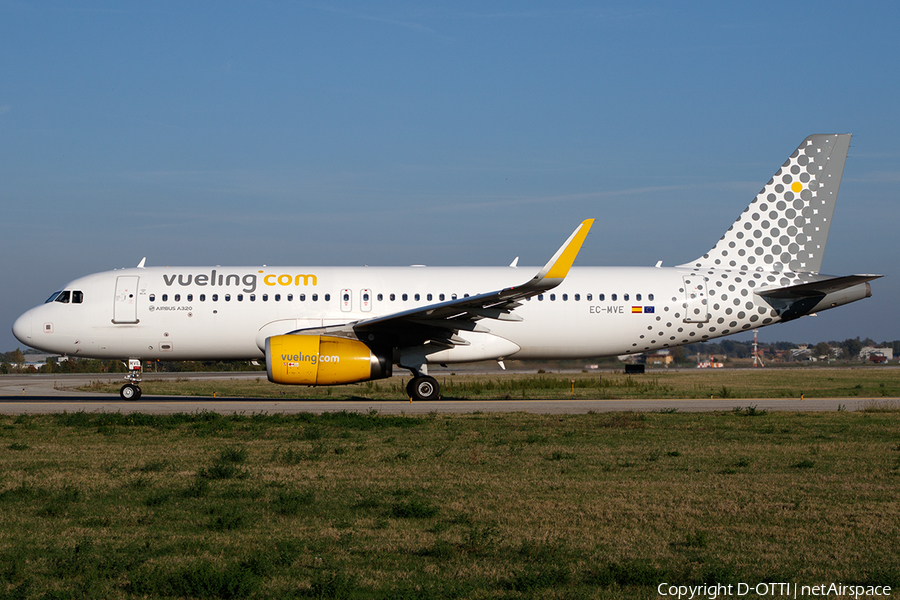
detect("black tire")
[120,384,138,400]
[134,386,142,399]
[411,376,440,401]
[405,379,416,399]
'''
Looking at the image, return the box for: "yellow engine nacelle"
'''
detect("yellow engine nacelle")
[266,335,392,385]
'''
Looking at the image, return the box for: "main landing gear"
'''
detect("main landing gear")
[120,358,143,400]
[406,375,440,401]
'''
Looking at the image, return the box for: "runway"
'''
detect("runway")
[0,373,887,415]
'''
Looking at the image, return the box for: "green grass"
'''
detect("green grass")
[0,410,898,598]
[78,368,900,400]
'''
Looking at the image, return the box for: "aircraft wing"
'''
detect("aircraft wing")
[290,219,594,347]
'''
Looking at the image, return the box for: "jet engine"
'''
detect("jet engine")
[266,335,392,385]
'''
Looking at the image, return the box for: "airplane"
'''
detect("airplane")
[12,134,880,401]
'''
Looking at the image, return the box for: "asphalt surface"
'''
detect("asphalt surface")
[0,372,891,415]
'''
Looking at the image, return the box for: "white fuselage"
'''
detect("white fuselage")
[14,263,844,364]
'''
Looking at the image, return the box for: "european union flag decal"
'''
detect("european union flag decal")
[644,306,655,313]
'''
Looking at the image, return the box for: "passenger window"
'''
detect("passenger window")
[287,294,293,301]
[311,294,317,301]
[538,294,544,301]
[225,294,231,301]
[624,294,629,301]
[343,293,350,302]
[439,294,445,301]
[414,293,420,301]
[187,294,193,302]
[574,294,580,301]
[275,294,281,301]
[161,294,168,302]
[212,294,218,301]
[390,294,395,301]
[599,294,604,301]
[262,294,268,301]
[562,294,568,301]
[250,295,255,301]
[550,294,556,301]
[636,294,642,301]
[426,294,432,301]
[300,294,306,301]
[174,294,181,302]
[149,294,156,302]
[402,294,408,301]
[324,294,330,301]
[464,293,469,298]
[237,294,243,301]
[451,294,457,300]
[199,294,206,301]
[612,294,617,301]
[649,293,654,301]
[363,292,370,302]
[586,294,592,301]
[377,293,383,301]
[72,291,83,303]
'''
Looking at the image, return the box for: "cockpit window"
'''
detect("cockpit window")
[72,291,83,304]
[45,291,62,303]
[54,291,71,304]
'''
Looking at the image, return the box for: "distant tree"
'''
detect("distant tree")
[813,342,832,359]
[11,349,24,372]
[842,337,864,360]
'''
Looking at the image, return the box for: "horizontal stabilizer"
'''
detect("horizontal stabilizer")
[756,274,880,322]
[757,274,882,299]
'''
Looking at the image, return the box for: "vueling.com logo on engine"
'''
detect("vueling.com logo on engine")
[282,352,340,367]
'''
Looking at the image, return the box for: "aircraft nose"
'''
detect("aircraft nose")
[12,310,33,345]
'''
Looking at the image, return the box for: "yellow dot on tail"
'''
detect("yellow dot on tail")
[791,181,802,193]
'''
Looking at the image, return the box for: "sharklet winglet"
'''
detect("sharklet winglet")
[534,219,594,282]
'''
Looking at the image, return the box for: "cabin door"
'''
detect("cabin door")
[113,276,140,324]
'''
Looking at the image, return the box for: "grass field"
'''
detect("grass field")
[79,367,900,400]
[1,409,899,599]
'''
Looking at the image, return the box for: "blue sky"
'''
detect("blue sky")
[2,1,898,352]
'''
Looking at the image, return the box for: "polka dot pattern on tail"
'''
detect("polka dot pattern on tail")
[681,135,851,274]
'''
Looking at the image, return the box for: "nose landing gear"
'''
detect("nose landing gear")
[120,358,143,400]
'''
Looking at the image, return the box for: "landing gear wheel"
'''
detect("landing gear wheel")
[410,376,440,401]
[120,384,141,400]
[406,379,416,399]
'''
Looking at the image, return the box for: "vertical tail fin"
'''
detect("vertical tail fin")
[681,134,851,274]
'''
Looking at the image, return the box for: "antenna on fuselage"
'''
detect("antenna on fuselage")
[137,257,146,269]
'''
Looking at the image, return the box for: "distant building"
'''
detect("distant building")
[860,347,893,361]
[648,349,673,365]
[791,345,813,360]
[23,353,66,368]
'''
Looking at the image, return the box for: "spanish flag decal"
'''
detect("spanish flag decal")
[632,306,642,313]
